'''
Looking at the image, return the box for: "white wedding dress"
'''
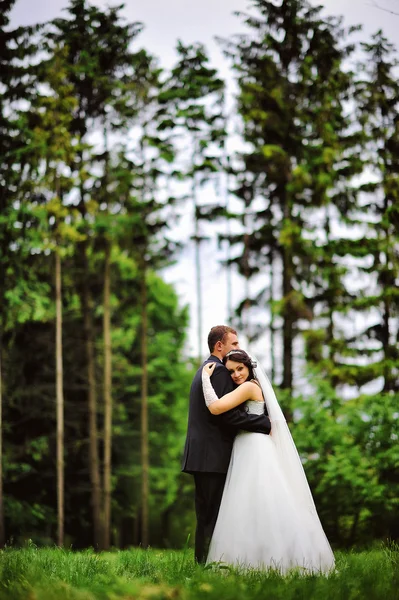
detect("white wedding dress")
[206,391,335,573]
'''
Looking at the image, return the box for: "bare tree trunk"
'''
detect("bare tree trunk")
[192,139,203,364]
[76,150,102,546]
[382,209,394,392]
[325,210,340,399]
[282,252,294,392]
[223,164,233,321]
[193,168,203,365]
[55,248,64,546]
[140,262,149,548]
[242,228,251,335]
[103,240,112,549]
[241,187,253,341]
[282,198,294,421]
[382,299,393,392]
[349,509,360,547]
[80,242,102,548]
[0,341,4,547]
[269,250,276,383]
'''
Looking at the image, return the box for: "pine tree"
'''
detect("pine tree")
[27,42,81,545]
[352,31,399,392]
[222,0,361,407]
[311,31,399,396]
[47,0,146,548]
[110,111,177,546]
[310,31,399,395]
[0,0,44,546]
[159,42,225,362]
[134,153,176,547]
[47,0,104,547]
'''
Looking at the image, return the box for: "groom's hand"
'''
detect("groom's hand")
[203,363,216,377]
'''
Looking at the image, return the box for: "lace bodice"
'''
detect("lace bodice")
[245,400,265,415]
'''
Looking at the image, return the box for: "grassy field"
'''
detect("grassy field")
[0,544,398,600]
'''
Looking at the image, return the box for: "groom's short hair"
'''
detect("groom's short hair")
[208,325,237,353]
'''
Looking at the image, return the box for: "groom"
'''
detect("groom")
[181,325,271,563]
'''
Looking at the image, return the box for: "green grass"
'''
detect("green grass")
[0,544,398,600]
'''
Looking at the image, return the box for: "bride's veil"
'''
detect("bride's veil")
[251,355,318,516]
[251,356,335,569]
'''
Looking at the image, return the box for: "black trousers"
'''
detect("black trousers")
[193,472,227,564]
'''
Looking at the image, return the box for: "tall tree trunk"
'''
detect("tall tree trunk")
[325,210,339,397]
[140,261,149,547]
[241,188,253,342]
[282,197,294,420]
[55,248,64,546]
[193,183,203,363]
[77,163,102,547]
[382,208,393,392]
[192,145,202,365]
[243,229,251,336]
[103,240,112,549]
[382,299,392,392]
[348,509,360,547]
[223,165,233,322]
[269,249,276,383]
[0,339,4,548]
[80,241,102,548]
[282,249,294,394]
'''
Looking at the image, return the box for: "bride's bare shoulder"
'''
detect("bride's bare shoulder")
[250,378,261,388]
[244,379,263,401]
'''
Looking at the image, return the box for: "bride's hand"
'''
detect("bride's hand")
[203,362,217,377]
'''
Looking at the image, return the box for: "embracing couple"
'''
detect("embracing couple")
[182,325,335,573]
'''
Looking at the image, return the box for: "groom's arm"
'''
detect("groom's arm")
[210,367,271,435]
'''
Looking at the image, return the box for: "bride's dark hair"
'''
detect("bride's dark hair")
[223,349,257,381]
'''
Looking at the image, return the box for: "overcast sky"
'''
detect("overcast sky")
[9,0,399,59]
[9,0,399,361]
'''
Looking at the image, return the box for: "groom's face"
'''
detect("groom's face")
[220,332,239,357]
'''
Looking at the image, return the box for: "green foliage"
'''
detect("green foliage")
[293,374,398,545]
[217,0,364,394]
[0,546,397,600]
[341,30,399,393]
[3,249,191,548]
[109,269,193,547]
[1,0,398,553]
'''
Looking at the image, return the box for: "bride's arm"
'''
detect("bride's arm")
[202,364,259,415]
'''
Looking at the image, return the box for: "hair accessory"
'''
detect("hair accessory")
[225,349,257,369]
[225,349,245,358]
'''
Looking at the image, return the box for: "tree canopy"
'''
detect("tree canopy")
[0,0,397,549]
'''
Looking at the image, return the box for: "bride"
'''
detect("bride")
[202,349,335,574]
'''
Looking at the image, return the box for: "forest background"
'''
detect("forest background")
[0,0,398,553]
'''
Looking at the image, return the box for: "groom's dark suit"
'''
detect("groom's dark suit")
[182,355,271,563]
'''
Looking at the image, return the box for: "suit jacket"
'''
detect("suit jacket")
[181,355,271,474]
